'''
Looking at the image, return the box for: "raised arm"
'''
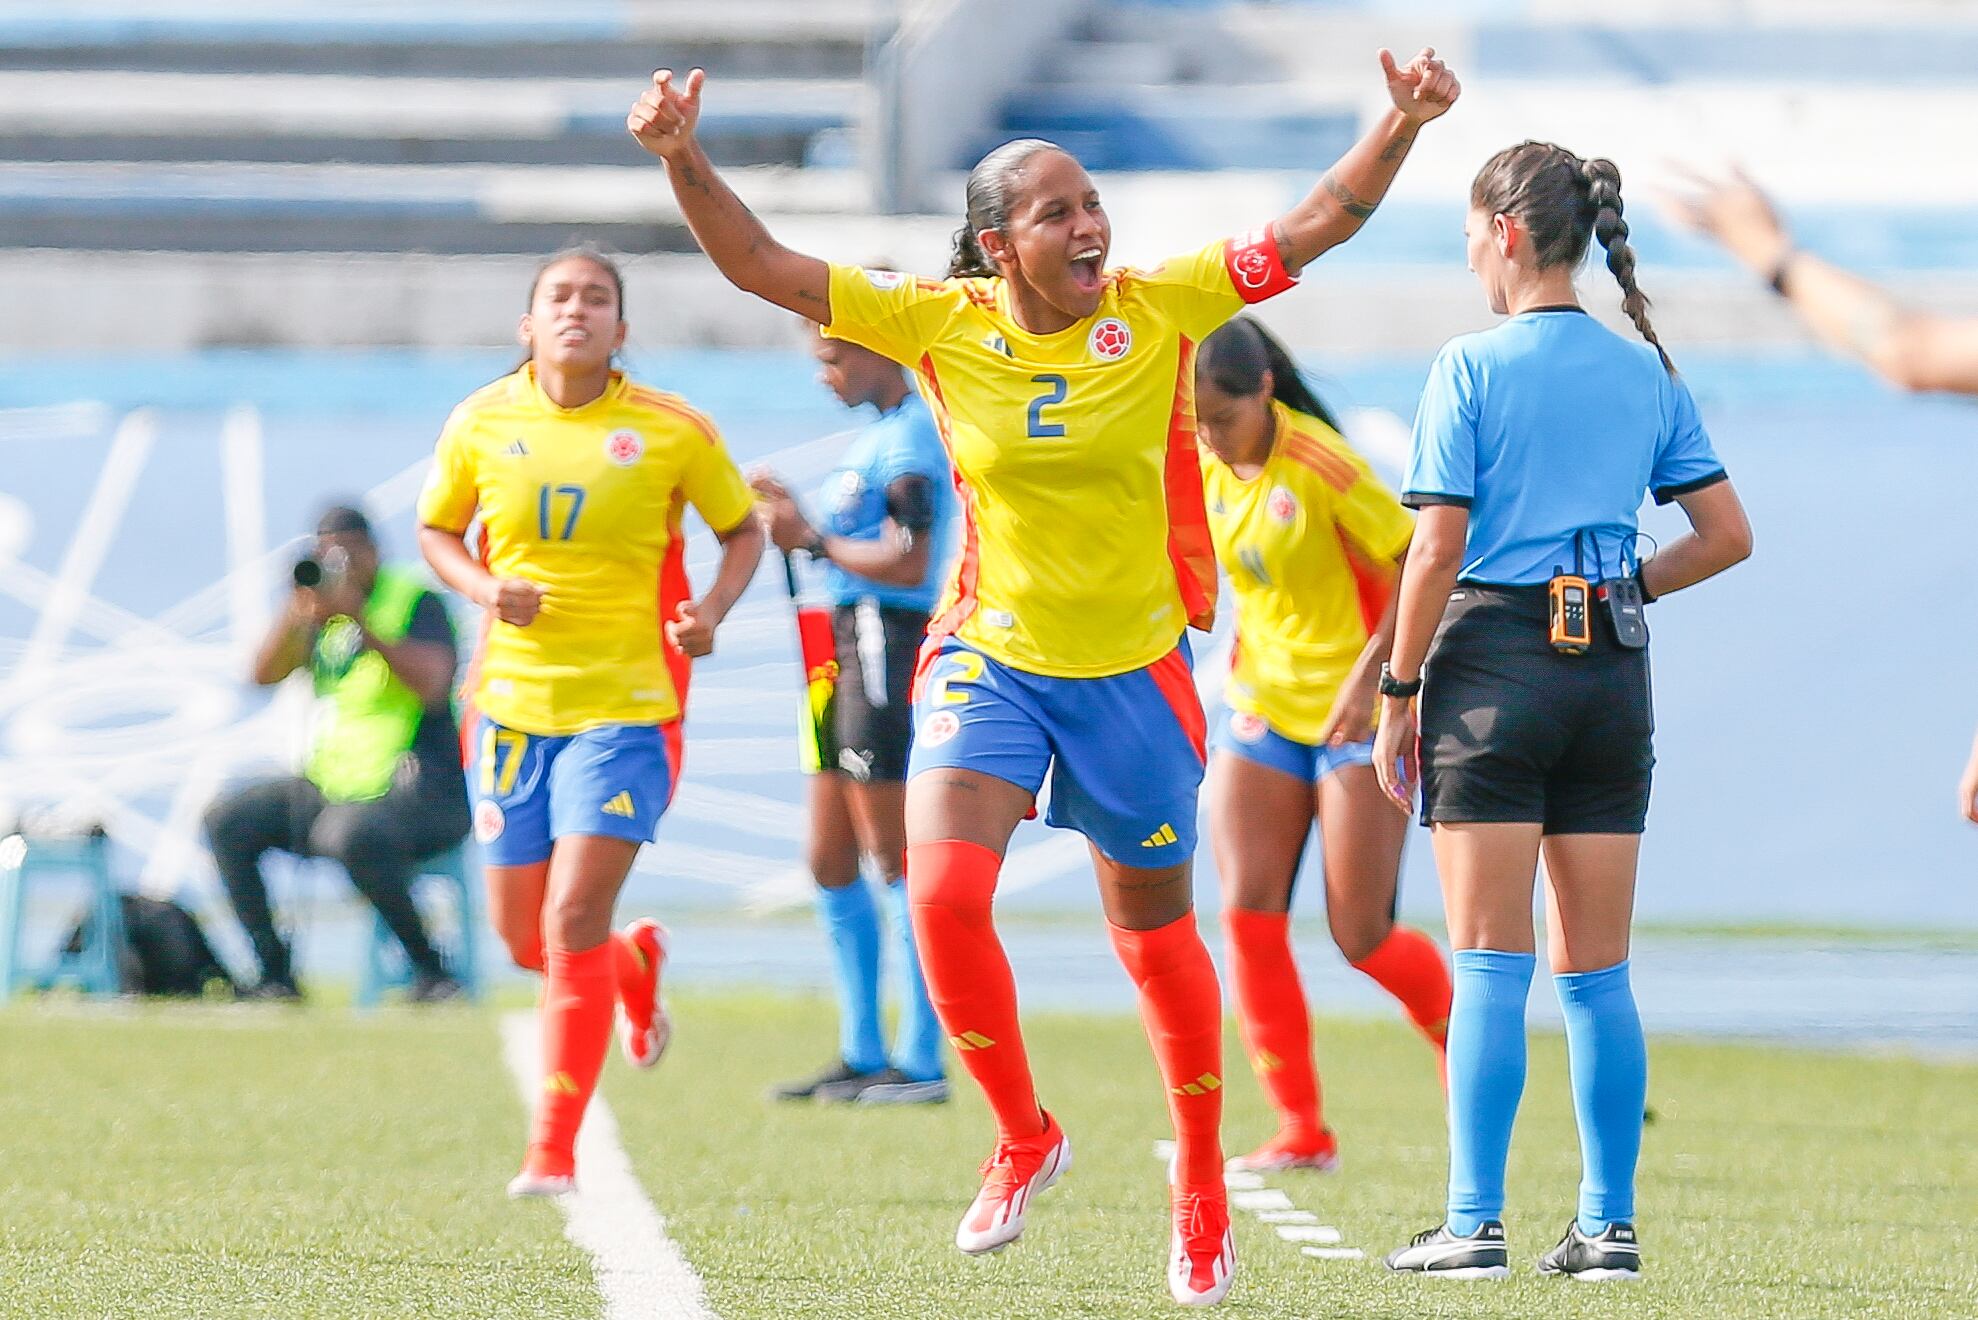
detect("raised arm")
[628,68,833,322]
[1669,169,1978,395]
[1272,48,1461,274]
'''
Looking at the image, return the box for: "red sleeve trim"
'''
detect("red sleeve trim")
[1222,226,1298,304]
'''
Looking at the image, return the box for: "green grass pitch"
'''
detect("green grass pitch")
[4,993,1973,1318]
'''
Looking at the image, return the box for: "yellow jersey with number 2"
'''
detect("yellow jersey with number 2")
[823,230,1298,679]
[417,365,756,736]
[1202,401,1413,744]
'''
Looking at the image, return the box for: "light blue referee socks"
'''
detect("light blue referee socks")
[881,876,945,1082]
[1555,959,1647,1235]
[1446,949,1537,1235]
[816,878,887,1075]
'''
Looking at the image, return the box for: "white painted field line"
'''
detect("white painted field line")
[498,1013,716,1320]
[1149,1139,1363,1270]
[1301,1246,1366,1261]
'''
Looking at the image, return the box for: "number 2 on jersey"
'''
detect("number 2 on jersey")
[1027,374,1068,439]
[926,650,986,706]
[537,483,585,540]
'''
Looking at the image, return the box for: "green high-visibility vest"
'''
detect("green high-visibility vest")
[305,565,444,803]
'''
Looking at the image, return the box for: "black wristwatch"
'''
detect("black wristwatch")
[803,531,829,561]
[1377,663,1422,699]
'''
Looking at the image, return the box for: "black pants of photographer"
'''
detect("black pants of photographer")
[204,773,468,989]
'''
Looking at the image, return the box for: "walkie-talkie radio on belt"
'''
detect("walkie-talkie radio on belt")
[1548,571,1593,654]
[1551,531,1650,654]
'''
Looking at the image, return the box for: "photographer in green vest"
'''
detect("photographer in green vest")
[204,505,469,1002]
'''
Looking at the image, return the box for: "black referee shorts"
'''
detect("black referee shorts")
[826,600,927,783]
[1419,583,1654,835]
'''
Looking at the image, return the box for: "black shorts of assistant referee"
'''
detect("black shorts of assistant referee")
[826,601,927,783]
[1419,583,1654,834]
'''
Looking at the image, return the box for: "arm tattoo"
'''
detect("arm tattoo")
[1378,131,1416,163]
[1321,170,1376,220]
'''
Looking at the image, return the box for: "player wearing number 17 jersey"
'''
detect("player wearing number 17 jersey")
[629,47,1461,1307]
[418,246,764,1199]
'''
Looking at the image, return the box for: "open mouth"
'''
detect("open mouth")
[1068,249,1104,293]
[556,326,590,346]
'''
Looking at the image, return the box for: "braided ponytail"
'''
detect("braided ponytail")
[1471,142,1677,375]
[1580,158,1674,374]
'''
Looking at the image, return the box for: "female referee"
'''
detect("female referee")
[1195,315,1452,1175]
[1374,145,1751,1281]
[630,51,1459,1307]
[418,246,764,1198]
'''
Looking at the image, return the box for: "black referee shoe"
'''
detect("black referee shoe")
[1538,1221,1643,1282]
[1383,1221,1510,1280]
[768,1059,884,1103]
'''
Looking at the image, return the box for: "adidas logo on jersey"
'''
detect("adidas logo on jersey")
[504,439,529,457]
[1139,823,1179,848]
[601,791,636,818]
[982,333,1012,358]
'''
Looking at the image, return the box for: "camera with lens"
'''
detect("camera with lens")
[292,545,350,589]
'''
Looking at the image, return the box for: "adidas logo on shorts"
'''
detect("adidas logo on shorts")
[601,791,635,818]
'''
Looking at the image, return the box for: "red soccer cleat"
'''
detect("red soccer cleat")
[954,1111,1072,1254]
[618,919,673,1070]
[1168,1183,1237,1306]
[1225,1125,1341,1174]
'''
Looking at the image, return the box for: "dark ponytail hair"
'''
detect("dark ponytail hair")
[1469,142,1673,374]
[949,138,1065,278]
[1198,315,1346,435]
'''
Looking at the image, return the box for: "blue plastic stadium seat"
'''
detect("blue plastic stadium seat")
[353,845,482,1008]
[0,829,124,1000]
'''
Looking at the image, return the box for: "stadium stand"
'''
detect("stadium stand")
[0,1,874,254]
[10,0,1978,351]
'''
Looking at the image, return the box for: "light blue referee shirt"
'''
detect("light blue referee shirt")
[1402,308,1727,585]
[818,392,954,612]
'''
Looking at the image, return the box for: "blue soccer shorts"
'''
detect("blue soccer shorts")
[469,716,676,867]
[1210,707,1376,784]
[908,636,1207,867]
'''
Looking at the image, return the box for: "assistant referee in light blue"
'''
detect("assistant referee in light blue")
[1374,142,1753,1283]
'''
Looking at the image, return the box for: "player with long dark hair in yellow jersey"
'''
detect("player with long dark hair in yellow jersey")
[1196,316,1452,1176]
[417,246,764,1198]
[629,51,1459,1306]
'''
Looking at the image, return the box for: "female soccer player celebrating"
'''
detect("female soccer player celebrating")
[631,51,1459,1306]
[418,246,764,1198]
[1375,146,1751,1281]
[1194,316,1452,1175]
